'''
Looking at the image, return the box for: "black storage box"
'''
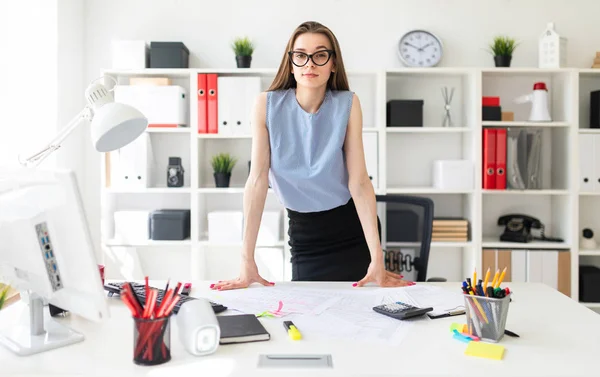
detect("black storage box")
[386,100,424,127]
[482,106,502,121]
[150,42,189,68]
[386,209,419,242]
[579,265,600,302]
[149,209,191,240]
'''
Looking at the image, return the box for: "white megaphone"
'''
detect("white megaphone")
[514,82,552,122]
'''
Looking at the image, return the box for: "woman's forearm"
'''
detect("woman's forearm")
[350,178,384,265]
[241,176,270,263]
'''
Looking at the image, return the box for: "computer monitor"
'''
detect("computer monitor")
[0,167,109,356]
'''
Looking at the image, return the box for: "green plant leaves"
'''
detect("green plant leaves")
[211,153,237,174]
[489,36,518,56]
[232,37,254,57]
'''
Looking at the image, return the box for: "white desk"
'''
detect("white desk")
[2,282,600,377]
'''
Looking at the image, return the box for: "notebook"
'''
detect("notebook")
[217,314,271,344]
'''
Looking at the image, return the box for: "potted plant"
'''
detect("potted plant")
[232,36,254,68]
[489,36,518,67]
[211,153,237,188]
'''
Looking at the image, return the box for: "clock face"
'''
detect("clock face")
[398,30,443,67]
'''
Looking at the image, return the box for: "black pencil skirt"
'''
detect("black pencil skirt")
[286,198,380,282]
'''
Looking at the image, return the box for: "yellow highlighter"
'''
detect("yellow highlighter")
[284,320,302,340]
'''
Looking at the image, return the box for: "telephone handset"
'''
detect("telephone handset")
[498,214,564,243]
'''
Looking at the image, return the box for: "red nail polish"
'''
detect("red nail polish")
[400,275,404,278]
[352,283,358,287]
[217,287,222,290]
[209,284,215,288]
[270,282,275,285]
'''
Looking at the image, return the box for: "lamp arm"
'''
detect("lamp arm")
[19,107,92,168]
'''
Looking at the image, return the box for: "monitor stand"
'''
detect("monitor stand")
[0,293,84,356]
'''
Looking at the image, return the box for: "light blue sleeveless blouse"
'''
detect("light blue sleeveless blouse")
[266,88,354,213]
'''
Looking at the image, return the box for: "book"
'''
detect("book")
[217,314,271,344]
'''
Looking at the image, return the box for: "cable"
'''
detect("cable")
[533,224,564,243]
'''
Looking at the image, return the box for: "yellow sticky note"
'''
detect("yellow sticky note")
[450,323,464,332]
[465,342,505,360]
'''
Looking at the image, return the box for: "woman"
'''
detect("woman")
[211,21,413,290]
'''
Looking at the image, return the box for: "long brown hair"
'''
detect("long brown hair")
[268,21,349,91]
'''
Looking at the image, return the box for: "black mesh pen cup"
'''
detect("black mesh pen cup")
[133,315,172,366]
[464,293,511,343]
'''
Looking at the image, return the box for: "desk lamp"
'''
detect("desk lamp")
[19,76,148,167]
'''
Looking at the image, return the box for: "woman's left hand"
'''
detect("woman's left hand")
[354,261,415,288]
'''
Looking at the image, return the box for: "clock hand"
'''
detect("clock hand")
[418,42,434,52]
[404,42,419,49]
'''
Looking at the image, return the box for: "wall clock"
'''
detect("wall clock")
[397,30,443,67]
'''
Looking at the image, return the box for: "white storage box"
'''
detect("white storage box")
[432,160,473,190]
[208,211,243,242]
[113,133,154,189]
[114,211,150,243]
[111,40,149,69]
[257,211,282,245]
[114,85,188,127]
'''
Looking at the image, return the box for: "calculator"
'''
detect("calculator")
[372,301,433,320]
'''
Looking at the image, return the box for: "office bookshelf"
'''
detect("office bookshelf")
[99,67,600,311]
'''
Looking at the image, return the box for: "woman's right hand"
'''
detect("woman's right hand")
[210,260,274,291]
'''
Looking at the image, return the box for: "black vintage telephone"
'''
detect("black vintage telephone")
[498,214,564,243]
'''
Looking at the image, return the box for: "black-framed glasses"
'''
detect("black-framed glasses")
[288,50,335,67]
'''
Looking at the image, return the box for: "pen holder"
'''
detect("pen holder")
[463,293,511,343]
[133,315,172,366]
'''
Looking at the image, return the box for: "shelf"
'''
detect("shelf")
[103,239,192,247]
[97,66,585,289]
[578,69,600,76]
[386,127,470,133]
[579,250,600,256]
[146,127,191,133]
[481,67,573,75]
[103,187,192,194]
[199,240,284,248]
[578,129,600,134]
[197,187,275,194]
[482,189,569,195]
[386,187,474,194]
[482,121,570,128]
[386,241,472,248]
[103,68,278,76]
[198,134,252,139]
[579,192,600,196]
[386,67,471,75]
[481,237,570,250]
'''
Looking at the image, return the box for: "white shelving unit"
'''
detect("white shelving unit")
[97,67,600,310]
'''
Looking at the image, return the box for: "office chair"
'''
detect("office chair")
[375,194,446,283]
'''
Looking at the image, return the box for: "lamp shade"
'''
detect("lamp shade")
[91,102,148,152]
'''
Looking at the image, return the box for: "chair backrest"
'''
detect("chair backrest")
[375,194,434,282]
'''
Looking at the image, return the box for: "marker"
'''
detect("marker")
[283,321,302,340]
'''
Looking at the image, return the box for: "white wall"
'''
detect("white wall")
[83,0,600,250]
[0,0,58,167]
